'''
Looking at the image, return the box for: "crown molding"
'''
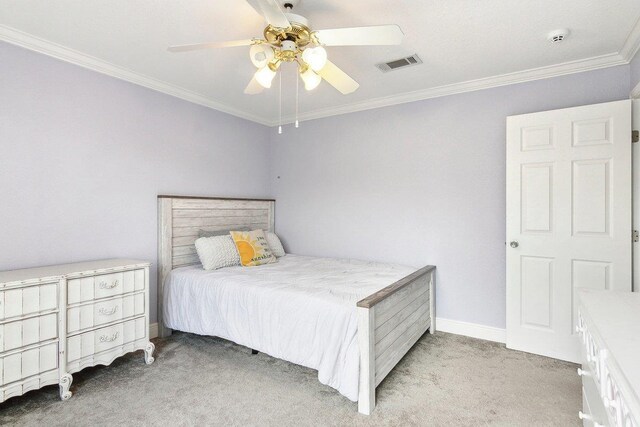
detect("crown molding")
[0,25,272,126]
[620,15,640,62]
[280,52,628,125]
[2,22,640,127]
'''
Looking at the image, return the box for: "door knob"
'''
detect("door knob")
[510,241,519,248]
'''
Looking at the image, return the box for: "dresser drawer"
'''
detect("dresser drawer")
[67,317,146,362]
[578,312,606,392]
[67,269,145,304]
[581,371,608,426]
[0,313,58,353]
[67,293,145,334]
[601,362,639,427]
[1,341,58,386]
[0,282,58,321]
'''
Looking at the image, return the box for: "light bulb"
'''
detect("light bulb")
[300,67,321,91]
[255,65,276,88]
[302,46,327,72]
[249,45,274,68]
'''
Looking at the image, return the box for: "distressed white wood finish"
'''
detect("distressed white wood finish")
[357,306,375,415]
[0,259,153,403]
[577,290,640,427]
[1,313,58,352]
[157,195,276,338]
[506,100,632,363]
[66,317,147,368]
[67,269,145,304]
[0,282,58,321]
[0,276,61,403]
[356,266,435,415]
[157,196,435,415]
[67,293,145,334]
[0,341,59,402]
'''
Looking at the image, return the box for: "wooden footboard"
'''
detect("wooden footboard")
[356,265,436,415]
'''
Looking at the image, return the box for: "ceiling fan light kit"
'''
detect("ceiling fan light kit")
[301,46,327,72]
[249,44,275,68]
[255,63,278,88]
[169,0,404,131]
[299,65,321,91]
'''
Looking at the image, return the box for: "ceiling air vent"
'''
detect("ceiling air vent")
[376,54,422,73]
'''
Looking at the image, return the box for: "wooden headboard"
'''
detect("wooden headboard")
[157,195,275,337]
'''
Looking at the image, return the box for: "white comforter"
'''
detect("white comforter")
[164,254,414,401]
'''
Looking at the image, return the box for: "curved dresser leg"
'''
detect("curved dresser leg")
[144,342,155,365]
[59,373,73,401]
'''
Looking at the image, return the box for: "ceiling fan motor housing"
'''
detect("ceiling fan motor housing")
[263,12,311,48]
[279,40,298,61]
[281,40,296,51]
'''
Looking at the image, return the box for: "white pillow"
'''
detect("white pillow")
[194,235,241,270]
[266,232,285,257]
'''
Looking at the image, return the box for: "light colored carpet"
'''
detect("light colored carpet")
[1,332,580,426]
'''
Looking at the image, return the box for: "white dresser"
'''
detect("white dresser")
[0,259,154,402]
[577,289,640,427]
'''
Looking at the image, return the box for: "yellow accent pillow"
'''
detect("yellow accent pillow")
[229,229,277,267]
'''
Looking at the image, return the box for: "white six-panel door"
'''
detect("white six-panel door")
[506,100,632,363]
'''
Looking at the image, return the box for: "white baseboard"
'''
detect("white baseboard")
[149,322,159,339]
[436,317,506,344]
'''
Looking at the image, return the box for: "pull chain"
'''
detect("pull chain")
[295,67,299,128]
[278,71,283,134]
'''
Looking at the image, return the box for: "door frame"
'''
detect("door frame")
[631,98,640,292]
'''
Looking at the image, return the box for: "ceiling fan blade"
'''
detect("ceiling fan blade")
[247,0,290,28]
[168,39,256,53]
[244,76,265,95]
[314,25,403,46]
[317,60,359,95]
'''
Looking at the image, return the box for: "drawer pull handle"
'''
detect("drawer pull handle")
[99,331,119,343]
[577,368,590,377]
[98,306,118,316]
[578,411,603,427]
[99,280,119,289]
[603,397,618,409]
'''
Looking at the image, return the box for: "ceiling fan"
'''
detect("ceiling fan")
[168,0,403,95]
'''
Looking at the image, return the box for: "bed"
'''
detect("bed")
[157,195,435,414]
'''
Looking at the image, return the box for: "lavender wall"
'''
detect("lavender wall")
[631,48,640,91]
[1,39,633,330]
[270,66,631,329]
[0,42,270,321]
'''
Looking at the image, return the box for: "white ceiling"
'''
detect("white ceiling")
[2,0,640,125]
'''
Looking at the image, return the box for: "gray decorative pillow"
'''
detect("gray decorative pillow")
[198,227,250,238]
[266,232,285,257]
[194,235,241,270]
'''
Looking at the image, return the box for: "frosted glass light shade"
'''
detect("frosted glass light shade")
[250,45,275,68]
[302,46,327,72]
[255,66,276,88]
[300,67,321,91]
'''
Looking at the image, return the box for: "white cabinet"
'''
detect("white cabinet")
[577,289,640,427]
[0,259,154,403]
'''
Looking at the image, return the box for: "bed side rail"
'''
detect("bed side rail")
[356,265,436,415]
